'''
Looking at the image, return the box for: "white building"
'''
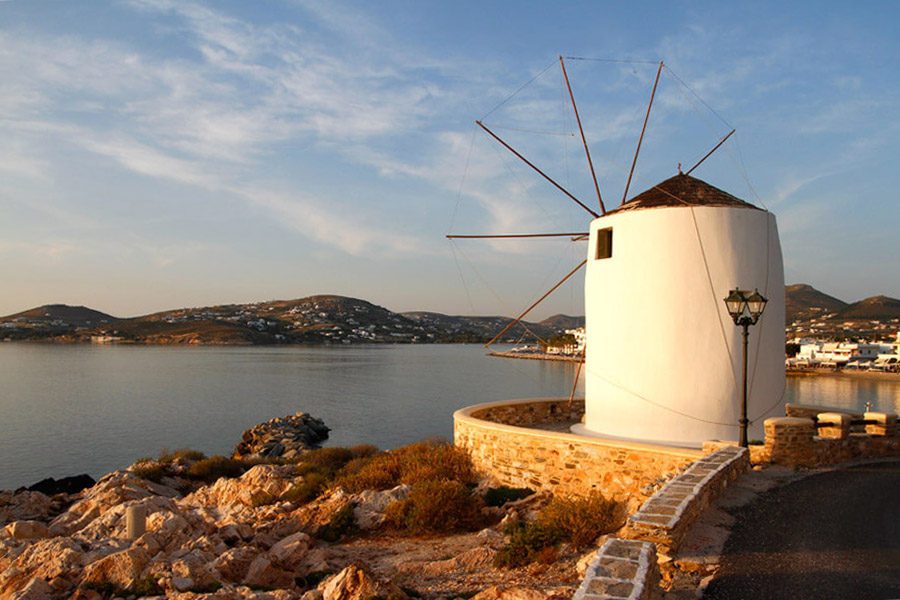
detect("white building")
[572,174,785,448]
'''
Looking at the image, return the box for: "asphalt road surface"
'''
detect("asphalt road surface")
[703,461,900,600]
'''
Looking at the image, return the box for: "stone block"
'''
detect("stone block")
[865,412,898,436]
[816,412,851,440]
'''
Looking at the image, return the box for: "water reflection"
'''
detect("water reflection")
[785,374,900,414]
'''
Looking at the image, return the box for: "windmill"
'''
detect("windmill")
[449,57,785,448]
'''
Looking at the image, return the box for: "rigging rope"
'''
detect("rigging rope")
[448,241,478,316]
[449,126,479,233]
[564,56,659,65]
[583,363,736,426]
[479,124,575,137]
[481,59,557,121]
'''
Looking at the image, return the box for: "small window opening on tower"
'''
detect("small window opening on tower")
[595,227,613,259]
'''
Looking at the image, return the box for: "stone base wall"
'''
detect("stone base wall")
[454,398,702,501]
[763,413,900,467]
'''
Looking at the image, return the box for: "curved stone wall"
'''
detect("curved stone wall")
[454,398,703,501]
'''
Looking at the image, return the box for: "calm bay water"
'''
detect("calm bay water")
[0,343,581,490]
[2,343,899,491]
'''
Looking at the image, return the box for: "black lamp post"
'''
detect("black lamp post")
[723,288,768,447]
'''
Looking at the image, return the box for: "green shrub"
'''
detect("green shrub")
[335,440,477,493]
[383,479,485,536]
[132,461,167,484]
[281,470,328,504]
[320,502,357,542]
[484,486,534,508]
[188,455,247,482]
[130,575,165,596]
[493,521,560,569]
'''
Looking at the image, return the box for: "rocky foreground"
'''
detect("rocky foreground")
[0,415,596,600]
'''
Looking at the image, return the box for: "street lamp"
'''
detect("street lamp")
[723,288,768,447]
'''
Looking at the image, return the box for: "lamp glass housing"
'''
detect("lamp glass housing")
[724,289,747,322]
[746,289,768,323]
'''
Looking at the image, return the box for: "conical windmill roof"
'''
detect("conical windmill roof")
[606,173,760,215]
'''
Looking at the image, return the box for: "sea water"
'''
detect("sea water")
[1,343,898,491]
[0,343,581,490]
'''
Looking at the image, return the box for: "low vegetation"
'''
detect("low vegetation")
[187,456,246,482]
[483,486,533,508]
[494,491,621,568]
[335,439,478,493]
[129,438,625,569]
[383,478,485,535]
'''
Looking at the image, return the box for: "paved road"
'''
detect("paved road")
[703,461,900,600]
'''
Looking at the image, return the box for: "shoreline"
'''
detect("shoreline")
[786,368,900,382]
[487,351,582,362]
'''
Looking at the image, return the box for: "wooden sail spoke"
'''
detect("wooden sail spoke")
[485,259,588,348]
[476,121,601,219]
[446,232,588,240]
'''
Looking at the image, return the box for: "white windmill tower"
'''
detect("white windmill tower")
[570,173,785,447]
[453,58,785,448]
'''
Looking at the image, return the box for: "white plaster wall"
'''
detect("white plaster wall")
[577,206,785,448]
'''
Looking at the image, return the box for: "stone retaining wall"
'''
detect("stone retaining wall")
[574,539,659,600]
[623,446,749,556]
[454,398,702,501]
[764,411,900,467]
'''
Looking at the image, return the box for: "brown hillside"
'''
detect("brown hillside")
[785,284,847,322]
[833,295,900,320]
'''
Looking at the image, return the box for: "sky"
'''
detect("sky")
[1,0,899,320]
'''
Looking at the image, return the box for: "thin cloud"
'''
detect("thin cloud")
[237,185,431,258]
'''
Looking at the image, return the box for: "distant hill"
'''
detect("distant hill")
[2,296,581,345]
[785,284,848,323]
[785,284,900,340]
[2,304,118,327]
[5,286,896,345]
[538,314,585,330]
[834,295,900,320]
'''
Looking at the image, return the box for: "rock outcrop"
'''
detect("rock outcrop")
[233,412,330,460]
[0,413,582,600]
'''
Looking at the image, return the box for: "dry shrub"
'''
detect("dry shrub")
[494,491,621,568]
[320,502,357,542]
[383,478,484,535]
[132,460,167,484]
[295,445,377,475]
[281,470,328,504]
[484,486,534,507]
[535,491,620,549]
[336,439,476,493]
[158,448,206,463]
[188,455,247,482]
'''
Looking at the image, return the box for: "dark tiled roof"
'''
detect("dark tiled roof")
[605,174,760,215]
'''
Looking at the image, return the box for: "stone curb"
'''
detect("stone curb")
[573,538,659,600]
[624,445,749,555]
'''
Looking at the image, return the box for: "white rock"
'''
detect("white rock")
[4,522,50,541]
[470,586,550,600]
[320,564,406,600]
[269,531,311,570]
[352,485,410,530]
